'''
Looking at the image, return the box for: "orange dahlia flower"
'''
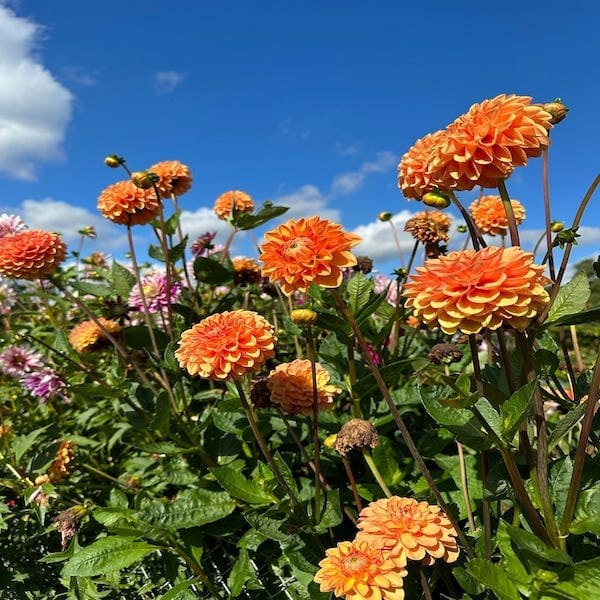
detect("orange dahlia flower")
[0,230,66,279]
[97,181,161,226]
[470,195,526,236]
[429,94,552,191]
[213,190,255,220]
[356,496,459,566]
[314,539,407,600]
[48,440,76,483]
[149,160,193,198]
[259,216,361,296]
[68,318,122,353]
[175,310,276,380]
[403,246,550,334]
[398,130,446,200]
[267,359,341,415]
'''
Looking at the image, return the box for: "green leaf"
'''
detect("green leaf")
[315,490,343,533]
[347,272,373,315]
[227,548,253,597]
[111,261,136,297]
[12,426,49,462]
[122,325,169,351]
[372,436,403,487]
[548,402,587,452]
[70,281,113,297]
[534,349,560,376]
[500,381,536,442]
[141,489,236,531]
[169,236,188,263]
[244,513,289,541]
[235,203,289,230]
[209,466,277,505]
[547,558,600,597]
[506,525,572,564]
[543,306,600,328]
[148,243,165,262]
[546,271,591,325]
[496,520,531,591]
[570,485,600,536]
[193,256,233,285]
[62,536,157,577]
[158,577,201,600]
[162,208,182,236]
[466,558,521,600]
[550,456,573,523]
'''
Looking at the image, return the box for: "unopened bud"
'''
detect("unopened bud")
[78,226,97,239]
[550,221,564,232]
[104,155,124,168]
[457,224,468,233]
[131,171,154,189]
[378,211,392,222]
[290,309,317,326]
[422,191,451,209]
[539,99,569,125]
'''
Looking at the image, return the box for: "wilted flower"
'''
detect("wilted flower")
[335,419,379,457]
[470,195,526,236]
[54,506,85,550]
[250,378,272,408]
[0,279,17,315]
[213,190,254,220]
[175,310,276,380]
[97,180,161,226]
[259,216,361,296]
[267,359,341,415]
[191,232,217,257]
[404,212,450,244]
[403,246,550,334]
[0,214,26,238]
[356,496,460,566]
[149,160,193,197]
[68,318,123,353]
[314,539,407,600]
[353,256,374,274]
[231,257,262,286]
[427,343,463,365]
[129,272,182,313]
[21,367,66,403]
[0,230,66,279]
[0,346,44,377]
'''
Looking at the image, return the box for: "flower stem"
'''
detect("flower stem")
[457,442,476,531]
[306,325,322,524]
[171,193,194,290]
[449,193,486,250]
[541,149,556,280]
[341,457,363,513]
[497,178,520,247]
[361,449,392,498]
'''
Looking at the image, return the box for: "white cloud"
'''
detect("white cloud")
[334,141,361,156]
[154,70,185,94]
[272,184,341,222]
[179,206,234,243]
[330,151,397,196]
[0,4,73,179]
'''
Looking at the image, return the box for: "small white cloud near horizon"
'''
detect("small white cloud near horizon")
[154,70,185,94]
[330,151,397,196]
[0,4,73,180]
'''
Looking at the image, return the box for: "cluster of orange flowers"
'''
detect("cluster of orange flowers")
[315,496,459,599]
[398,94,553,199]
[0,230,66,280]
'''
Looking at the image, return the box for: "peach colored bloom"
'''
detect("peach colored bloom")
[232,256,261,285]
[398,130,446,200]
[470,195,526,236]
[0,230,66,279]
[403,246,550,334]
[68,318,122,353]
[414,210,451,231]
[149,160,193,198]
[314,539,407,600]
[48,440,76,483]
[175,310,276,380]
[356,497,459,566]
[97,181,161,226]
[267,359,341,415]
[259,216,361,296]
[213,190,254,220]
[429,94,552,191]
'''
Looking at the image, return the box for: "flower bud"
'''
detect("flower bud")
[422,191,451,209]
[378,211,392,222]
[323,434,338,449]
[457,224,468,233]
[550,221,564,232]
[538,99,569,125]
[290,308,318,326]
[78,226,97,239]
[131,171,154,190]
[104,155,124,168]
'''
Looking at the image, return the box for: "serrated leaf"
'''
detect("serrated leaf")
[71,281,113,297]
[466,558,521,600]
[315,490,343,533]
[210,466,277,505]
[111,261,136,297]
[543,306,600,328]
[62,536,157,576]
[500,381,536,442]
[158,577,201,600]
[347,273,373,315]
[546,271,591,325]
[161,208,182,237]
[550,456,573,523]
[227,548,253,597]
[235,203,289,230]
[244,513,289,541]
[544,557,600,596]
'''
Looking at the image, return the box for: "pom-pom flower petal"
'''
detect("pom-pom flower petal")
[68,318,123,353]
[470,195,526,236]
[213,190,254,220]
[0,230,66,279]
[97,181,161,226]
[149,160,193,198]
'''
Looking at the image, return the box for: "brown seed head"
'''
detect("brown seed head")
[335,419,379,458]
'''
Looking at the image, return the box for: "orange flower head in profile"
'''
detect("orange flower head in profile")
[149,160,193,198]
[470,195,526,236]
[232,256,262,286]
[267,359,341,415]
[213,190,254,220]
[48,440,76,483]
[429,94,553,191]
[0,230,66,280]
[68,318,123,353]
[314,539,407,600]
[97,180,161,226]
[404,210,451,244]
[259,216,362,296]
[403,246,550,335]
[175,310,276,380]
[356,496,459,566]
[398,130,446,200]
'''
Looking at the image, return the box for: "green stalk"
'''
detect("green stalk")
[306,325,322,523]
[497,178,520,247]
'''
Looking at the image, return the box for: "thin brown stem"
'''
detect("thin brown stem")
[418,566,433,600]
[342,457,363,513]
[306,325,322,523]
[541,148,556,280]
[450,193,485,250]
[497,178,520,247]
[171,193,194,290]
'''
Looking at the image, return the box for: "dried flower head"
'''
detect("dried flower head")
[48,440,75,483]
[356,496,460,566]
[250,378,272,408]
[68,318,123,353]
[353,256,374,274]
[470,195,526,236]
[213,190,254,220]
[429,94,553,191]
[54,506,85,550]
[404,214,450,244]
[0,230,66,279]
[175,310,276,380]
[0,345,44,377]
[129,272,182,313]
[97,180,161,226]
[403,246,550,334]
[335,419,379,457]
[314,539,407,600]
[232,257,262,286]
[0,214,26,238]
[427,343,463,365]
[149,160,193,197]
[259,216,361,296]
[267,359,341,415]
[20,367,66,403]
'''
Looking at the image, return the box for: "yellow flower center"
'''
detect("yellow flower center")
[342,551,369,575]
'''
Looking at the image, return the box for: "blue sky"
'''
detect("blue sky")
[0,0,598,275]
